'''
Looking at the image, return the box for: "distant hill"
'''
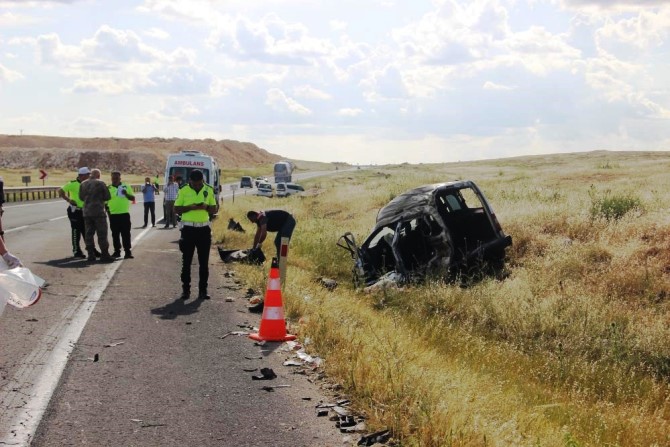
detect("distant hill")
[0,134,284,174]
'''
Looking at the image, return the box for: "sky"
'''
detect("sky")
[0,0,669,165]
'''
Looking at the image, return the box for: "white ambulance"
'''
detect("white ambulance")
[164,150,222,203]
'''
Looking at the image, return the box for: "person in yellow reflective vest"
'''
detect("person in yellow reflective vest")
[174,169,218,300]
[58,167,91,259]
[107,171,136,259]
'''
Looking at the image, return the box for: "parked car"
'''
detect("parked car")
[275,182,288,197]
[240,176,253,188]
[286,182,304,193]
[255,176,269,187]
[338,180,512,289]
[256,182,273,197]
[275,182,305,197]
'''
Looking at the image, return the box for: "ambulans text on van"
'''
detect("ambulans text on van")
[164,150,222,204]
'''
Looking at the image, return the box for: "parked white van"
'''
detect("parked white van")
[164,150,222,203]
[275,182,305,197]
[256,182,273,197]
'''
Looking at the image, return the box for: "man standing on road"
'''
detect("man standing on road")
[141,176,158,228]
[163,175,179,229]
[59,167,91,259]
[174,170,217,300]
[79,169,114,263]
[107,171,135,259]
[246,209,296,261]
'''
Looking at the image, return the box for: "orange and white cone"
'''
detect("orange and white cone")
[249,257,296,342]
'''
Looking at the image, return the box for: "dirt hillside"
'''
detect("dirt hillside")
[0,134,282,174]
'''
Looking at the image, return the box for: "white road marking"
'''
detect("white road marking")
[4,225,27,233]
[48,216,67,222]
[0,225,156,445]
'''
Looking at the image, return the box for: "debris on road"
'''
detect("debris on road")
[130,418,167,428]
[282,360,302,367]
[357,429,392,446]
[260,384,291,392]
[219,331,248,339]
[251,367,277,380]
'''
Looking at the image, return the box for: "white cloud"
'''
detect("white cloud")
[36,33,83,67]
[144,27,170,40]
[209,14,333,66]
[0,63,23,82]
[136,0,223,24]
[1,0,669,164]
[265,88,312,115]
[81,25,161,64]
[157,99,201,119]
[329,20,348,31]
[293,85,331,100]
[483,81,515,91]
[338,108,363,117]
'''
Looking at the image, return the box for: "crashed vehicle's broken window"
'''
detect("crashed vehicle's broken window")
[338,181,512,288]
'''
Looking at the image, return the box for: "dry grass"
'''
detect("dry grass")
[213,151,670,446]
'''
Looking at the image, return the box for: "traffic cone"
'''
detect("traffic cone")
[249,257,296,342]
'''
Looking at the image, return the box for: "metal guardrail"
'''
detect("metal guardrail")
[2,185,151,203]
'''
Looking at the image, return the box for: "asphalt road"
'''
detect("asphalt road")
[0,195,352,446]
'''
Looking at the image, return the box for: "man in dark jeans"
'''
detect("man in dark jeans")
[107,171,136,259]
[141,176,158,228]
[58,167,91,258]
[246,209,296,261]
[174,170,217,300]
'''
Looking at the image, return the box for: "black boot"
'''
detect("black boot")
[180,288,190,300]
[198,290,211,300]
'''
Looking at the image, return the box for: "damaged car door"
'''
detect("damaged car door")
[338,181,512,288]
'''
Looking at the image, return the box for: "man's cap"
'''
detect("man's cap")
[78,167,91,175]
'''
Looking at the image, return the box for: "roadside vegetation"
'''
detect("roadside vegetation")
[217,151,670,446]
[0,160,337,190]
[0,167,279,188]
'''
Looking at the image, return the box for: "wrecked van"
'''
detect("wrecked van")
[338,181,512,288]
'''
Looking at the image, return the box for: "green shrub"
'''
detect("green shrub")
[589,187,642,221]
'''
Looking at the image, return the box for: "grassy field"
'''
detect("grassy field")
[215,151,670,447]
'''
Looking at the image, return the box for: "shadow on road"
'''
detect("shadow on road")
[35,257,91,269]
[150,296,203,320]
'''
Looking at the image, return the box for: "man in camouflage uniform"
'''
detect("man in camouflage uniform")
[79,169,114,262]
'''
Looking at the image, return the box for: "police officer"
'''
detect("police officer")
[59,167,91,259]
[107,171,136,259]
[174,169,217,300]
